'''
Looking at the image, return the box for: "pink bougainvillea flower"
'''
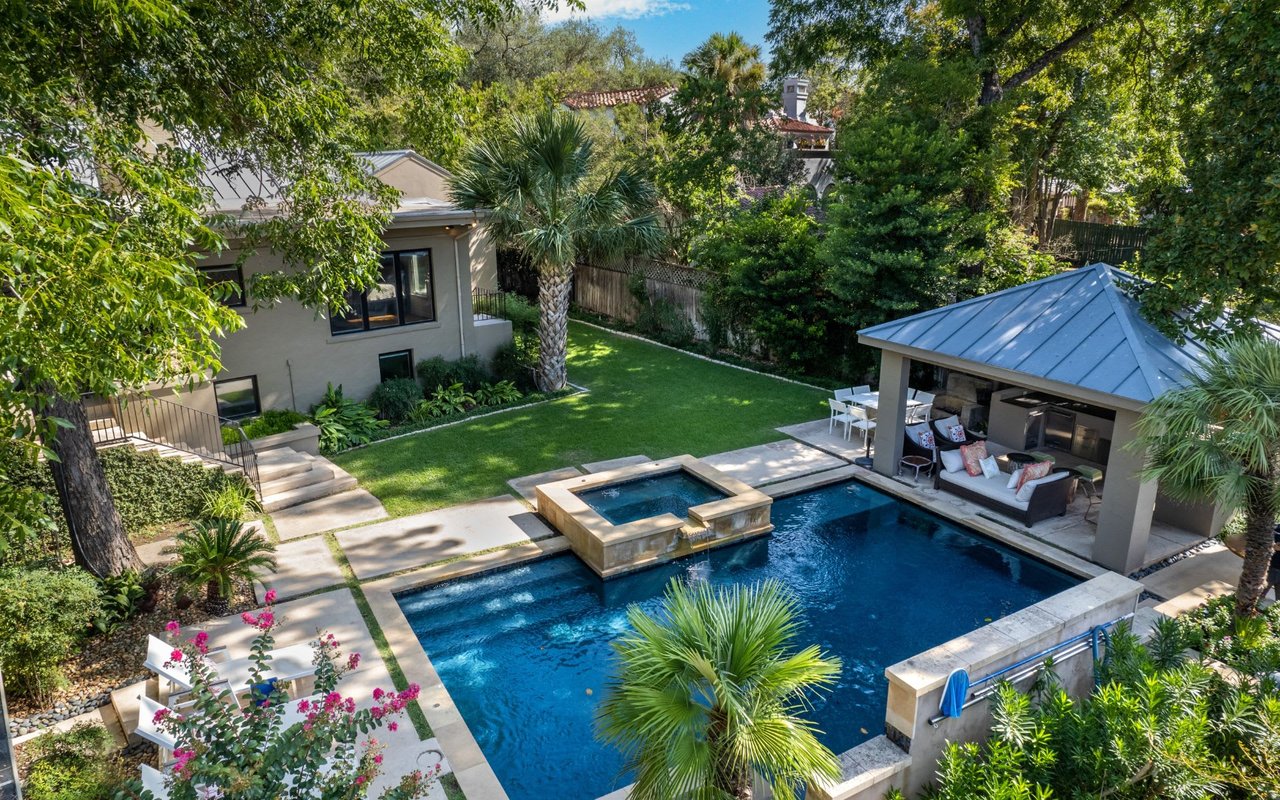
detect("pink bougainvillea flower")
[153,708,171,724]
[372,687,384,701]
[355,775,367,786]
[373,754,383,765]
[241,612,258,626]
[255,611,275,630]
[169,649,184,663]
[264,589,277,605]
[388,722,398,732]
[347,652,361,670]
[191,631,210,655]
[165,620,181,636]
[173,748,196,773]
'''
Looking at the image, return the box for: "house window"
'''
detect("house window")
[200,264,246,307]
[214,376,260,420]
[379,350,414,382]
[330,249,435,335]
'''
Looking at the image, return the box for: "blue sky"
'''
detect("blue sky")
[546,0,773,66]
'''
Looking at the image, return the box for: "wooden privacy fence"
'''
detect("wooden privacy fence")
[573,259,717,338]
[1050,219,1150,267]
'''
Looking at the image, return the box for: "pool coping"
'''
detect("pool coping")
[361,466,1108,800]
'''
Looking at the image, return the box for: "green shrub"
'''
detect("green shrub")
[412,383,477,421]
[491,342,538,393]
[416,354,493,394]
[0,567,101,699]
[240,409,309,440]
[0,441,251,538]
[368,378,423,423]
[91,568,161,635]
[635,298,697,348]
[200,480,262,521]
[474,381,522,406]
[22,723,125,800]
[311,383,388,453]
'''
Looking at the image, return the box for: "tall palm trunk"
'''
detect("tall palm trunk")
[42,392,141,578]
[536,262,573,392]
[1238,478,1278,616]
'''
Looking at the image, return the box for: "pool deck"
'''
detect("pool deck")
[776,419,1209,579]
[212,419,1236,800]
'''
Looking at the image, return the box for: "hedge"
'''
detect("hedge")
[1,442,251,533]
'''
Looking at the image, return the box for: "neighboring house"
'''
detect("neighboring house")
[762,76,835,197]
[203,150,510,418]
[560,85,676,117]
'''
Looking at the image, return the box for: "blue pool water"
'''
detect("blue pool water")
[399,481,1079,800]
[576,470,729,524]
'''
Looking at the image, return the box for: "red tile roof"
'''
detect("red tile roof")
[763,116,834,134]
[562,86,676,110]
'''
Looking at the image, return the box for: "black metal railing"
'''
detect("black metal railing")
[83,393,260,494]
[472,289,510,321]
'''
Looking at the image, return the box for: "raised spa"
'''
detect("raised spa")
[535,455,773,577]
[398,480,1081,800]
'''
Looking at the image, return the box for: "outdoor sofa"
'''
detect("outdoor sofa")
[935,463,1075,528]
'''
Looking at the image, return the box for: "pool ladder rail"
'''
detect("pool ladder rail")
[927,612,1135,727]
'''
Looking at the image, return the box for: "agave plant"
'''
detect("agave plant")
[598,579,841,800]
[164,518,277,615]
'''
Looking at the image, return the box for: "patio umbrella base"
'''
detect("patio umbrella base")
[854,456,875,469]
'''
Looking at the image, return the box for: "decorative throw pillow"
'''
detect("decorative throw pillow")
[918,429,936,449]
[946,424,967,443]
[1015,460,1053,493]
[1015,470,1065,503]
[1006,467,1024,490]
[939,448,965,473]
[979,455,1001,480]
[960,441,988,476]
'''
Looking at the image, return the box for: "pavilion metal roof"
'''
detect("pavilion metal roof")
[857,263,1217,406]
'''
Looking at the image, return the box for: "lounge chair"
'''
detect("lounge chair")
[135,694,178,761]
[140,764,170,800]
[144,635,317,699]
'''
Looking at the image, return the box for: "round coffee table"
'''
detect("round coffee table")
[1006,452,1036,467]
[898,455,934,483]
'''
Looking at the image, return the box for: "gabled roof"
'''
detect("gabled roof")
[857,263,1219,406]
[562,86,676,110]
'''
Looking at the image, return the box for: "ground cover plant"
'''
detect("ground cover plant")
[21,723,126,800]
[223,410,309,443]
[334,322,827,516]
[1172,593,1280,676]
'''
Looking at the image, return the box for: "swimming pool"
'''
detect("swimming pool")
[398,481,1079,800]
[576,470,730,525]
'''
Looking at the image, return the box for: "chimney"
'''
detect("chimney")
[782,76,809,121]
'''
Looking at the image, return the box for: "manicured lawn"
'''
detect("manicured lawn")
[333,322,828,517]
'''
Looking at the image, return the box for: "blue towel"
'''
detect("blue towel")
[939,668,969,718]
[251,677,281,707]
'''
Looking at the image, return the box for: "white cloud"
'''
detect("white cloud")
[543,0,690,22]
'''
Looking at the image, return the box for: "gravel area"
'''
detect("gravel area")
[6,577,259,736]
[1129,538,1221,581]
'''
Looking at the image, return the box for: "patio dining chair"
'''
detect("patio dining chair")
[851,384,872,396]
[828,399,855,440]
[848,405,876,448]
[834,387,855,402]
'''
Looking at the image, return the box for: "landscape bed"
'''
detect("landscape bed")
[397,480,1081,800]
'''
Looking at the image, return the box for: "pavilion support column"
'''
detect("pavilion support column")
[1091,408,1157,574]
[871,350,910,476]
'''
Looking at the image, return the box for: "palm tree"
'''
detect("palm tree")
[451,108,663,392]
[1136,335,1280,618]
[164,518,278,615]
[598,579,841,800]
[681,32,766,98]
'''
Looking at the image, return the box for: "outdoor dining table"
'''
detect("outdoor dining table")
[847,392,925,418]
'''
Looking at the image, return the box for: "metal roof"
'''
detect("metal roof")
[857,263,1217,405]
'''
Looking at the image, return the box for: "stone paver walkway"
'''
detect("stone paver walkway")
[777,419,869,461]
[271,488,388,540]
[197,590,449,799]
[582,454,651,473]
[702,439,846,487]
[1142,542,1240,601]
[335,496,555,581]
[255,535,346,600]
[507,466,583,502]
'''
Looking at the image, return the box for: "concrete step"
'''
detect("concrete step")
[261,468,357,512]
[256,453,316,483]
[259,463,334,496]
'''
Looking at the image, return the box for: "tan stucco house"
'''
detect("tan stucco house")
[198,150,510,418]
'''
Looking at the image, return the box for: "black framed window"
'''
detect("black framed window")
[330,249,435,335]
[214,376,260,420]
[379,350,414,382]
[200,264,246,307]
